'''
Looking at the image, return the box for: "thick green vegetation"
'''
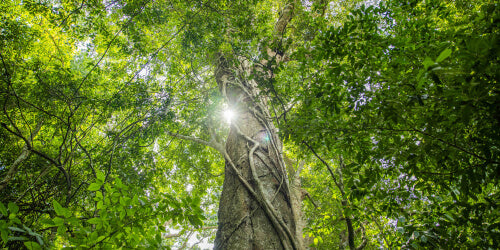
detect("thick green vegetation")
[281,0,500,248]
[0,0,498,249]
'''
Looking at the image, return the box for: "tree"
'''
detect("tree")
[283,0,499,248]
[0,0,217,248]
[0,0,305,248]
[1,0,498,249]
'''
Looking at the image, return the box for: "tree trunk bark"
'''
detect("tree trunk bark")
[213,55,298,249]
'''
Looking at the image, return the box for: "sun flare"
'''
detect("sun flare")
[223,109,234,123]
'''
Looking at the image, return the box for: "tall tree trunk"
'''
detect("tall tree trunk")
[213,2,299,249]
[213,54,298,249]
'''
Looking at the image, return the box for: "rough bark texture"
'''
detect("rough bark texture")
[213,55,298,249]
[289,161,305,249]
[212,2,300,249]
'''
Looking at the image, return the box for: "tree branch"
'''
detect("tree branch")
[164,226,218,239]
[0,122,71,194]
[0,119,44,191]
[166,131,225,154]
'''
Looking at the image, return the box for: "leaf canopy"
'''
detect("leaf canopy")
[0,0,499,248]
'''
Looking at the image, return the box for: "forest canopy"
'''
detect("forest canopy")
[0,0,498,249]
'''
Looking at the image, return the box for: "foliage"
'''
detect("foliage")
[279,0,499,248]
[0,0,222,248]
[0,0,498,248]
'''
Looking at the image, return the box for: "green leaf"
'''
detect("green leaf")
[24,241,41,250]
[96,191,103,201]
[22,225,33,234]
[344,207,352,217]
[53,200,64,217]
[423,57,435,70]
[96,170,105,182]
[0,202,7,216]
[132,194,139,205]
[88,183,101,191]
[398,216,406,225]
[444,213,455,222]
[421,235,428,243]
[436,48,452,63]
[87,218,101,224]
[7,202,19,214]
[115,178,124,189]
[191,196,201,206]
[1,230,7,244]
[119,197,126,207]
[8,236,28,241]
[40,219,54,226]
[317,236,323,244]
[23,225,41,239]
[414,231,420,238]
[8,226,25,233]
[188,215,203,228]
[10,217,21,225]
[120,210,126,220]
[98,201,105,210]
[52,217,64,226]
[96,235,106,242]
[127,208,135,217]
[57,226,65,235]
[35,235,44,246]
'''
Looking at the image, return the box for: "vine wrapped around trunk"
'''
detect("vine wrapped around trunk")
[213,54,299,249]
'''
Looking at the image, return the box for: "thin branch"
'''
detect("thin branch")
[302,140,343,195]
[413,128,497,164]
[302,190,318,208]
[4,90,68,125]
[59,0,88,27]
[0,122,71,193]
[166,131,225,154]
[15,165,53,203]
[0,119,44,191]
[75,0,150,94]
[0,51,11,83]
[74,135,95,178]
[356,222,367,250]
